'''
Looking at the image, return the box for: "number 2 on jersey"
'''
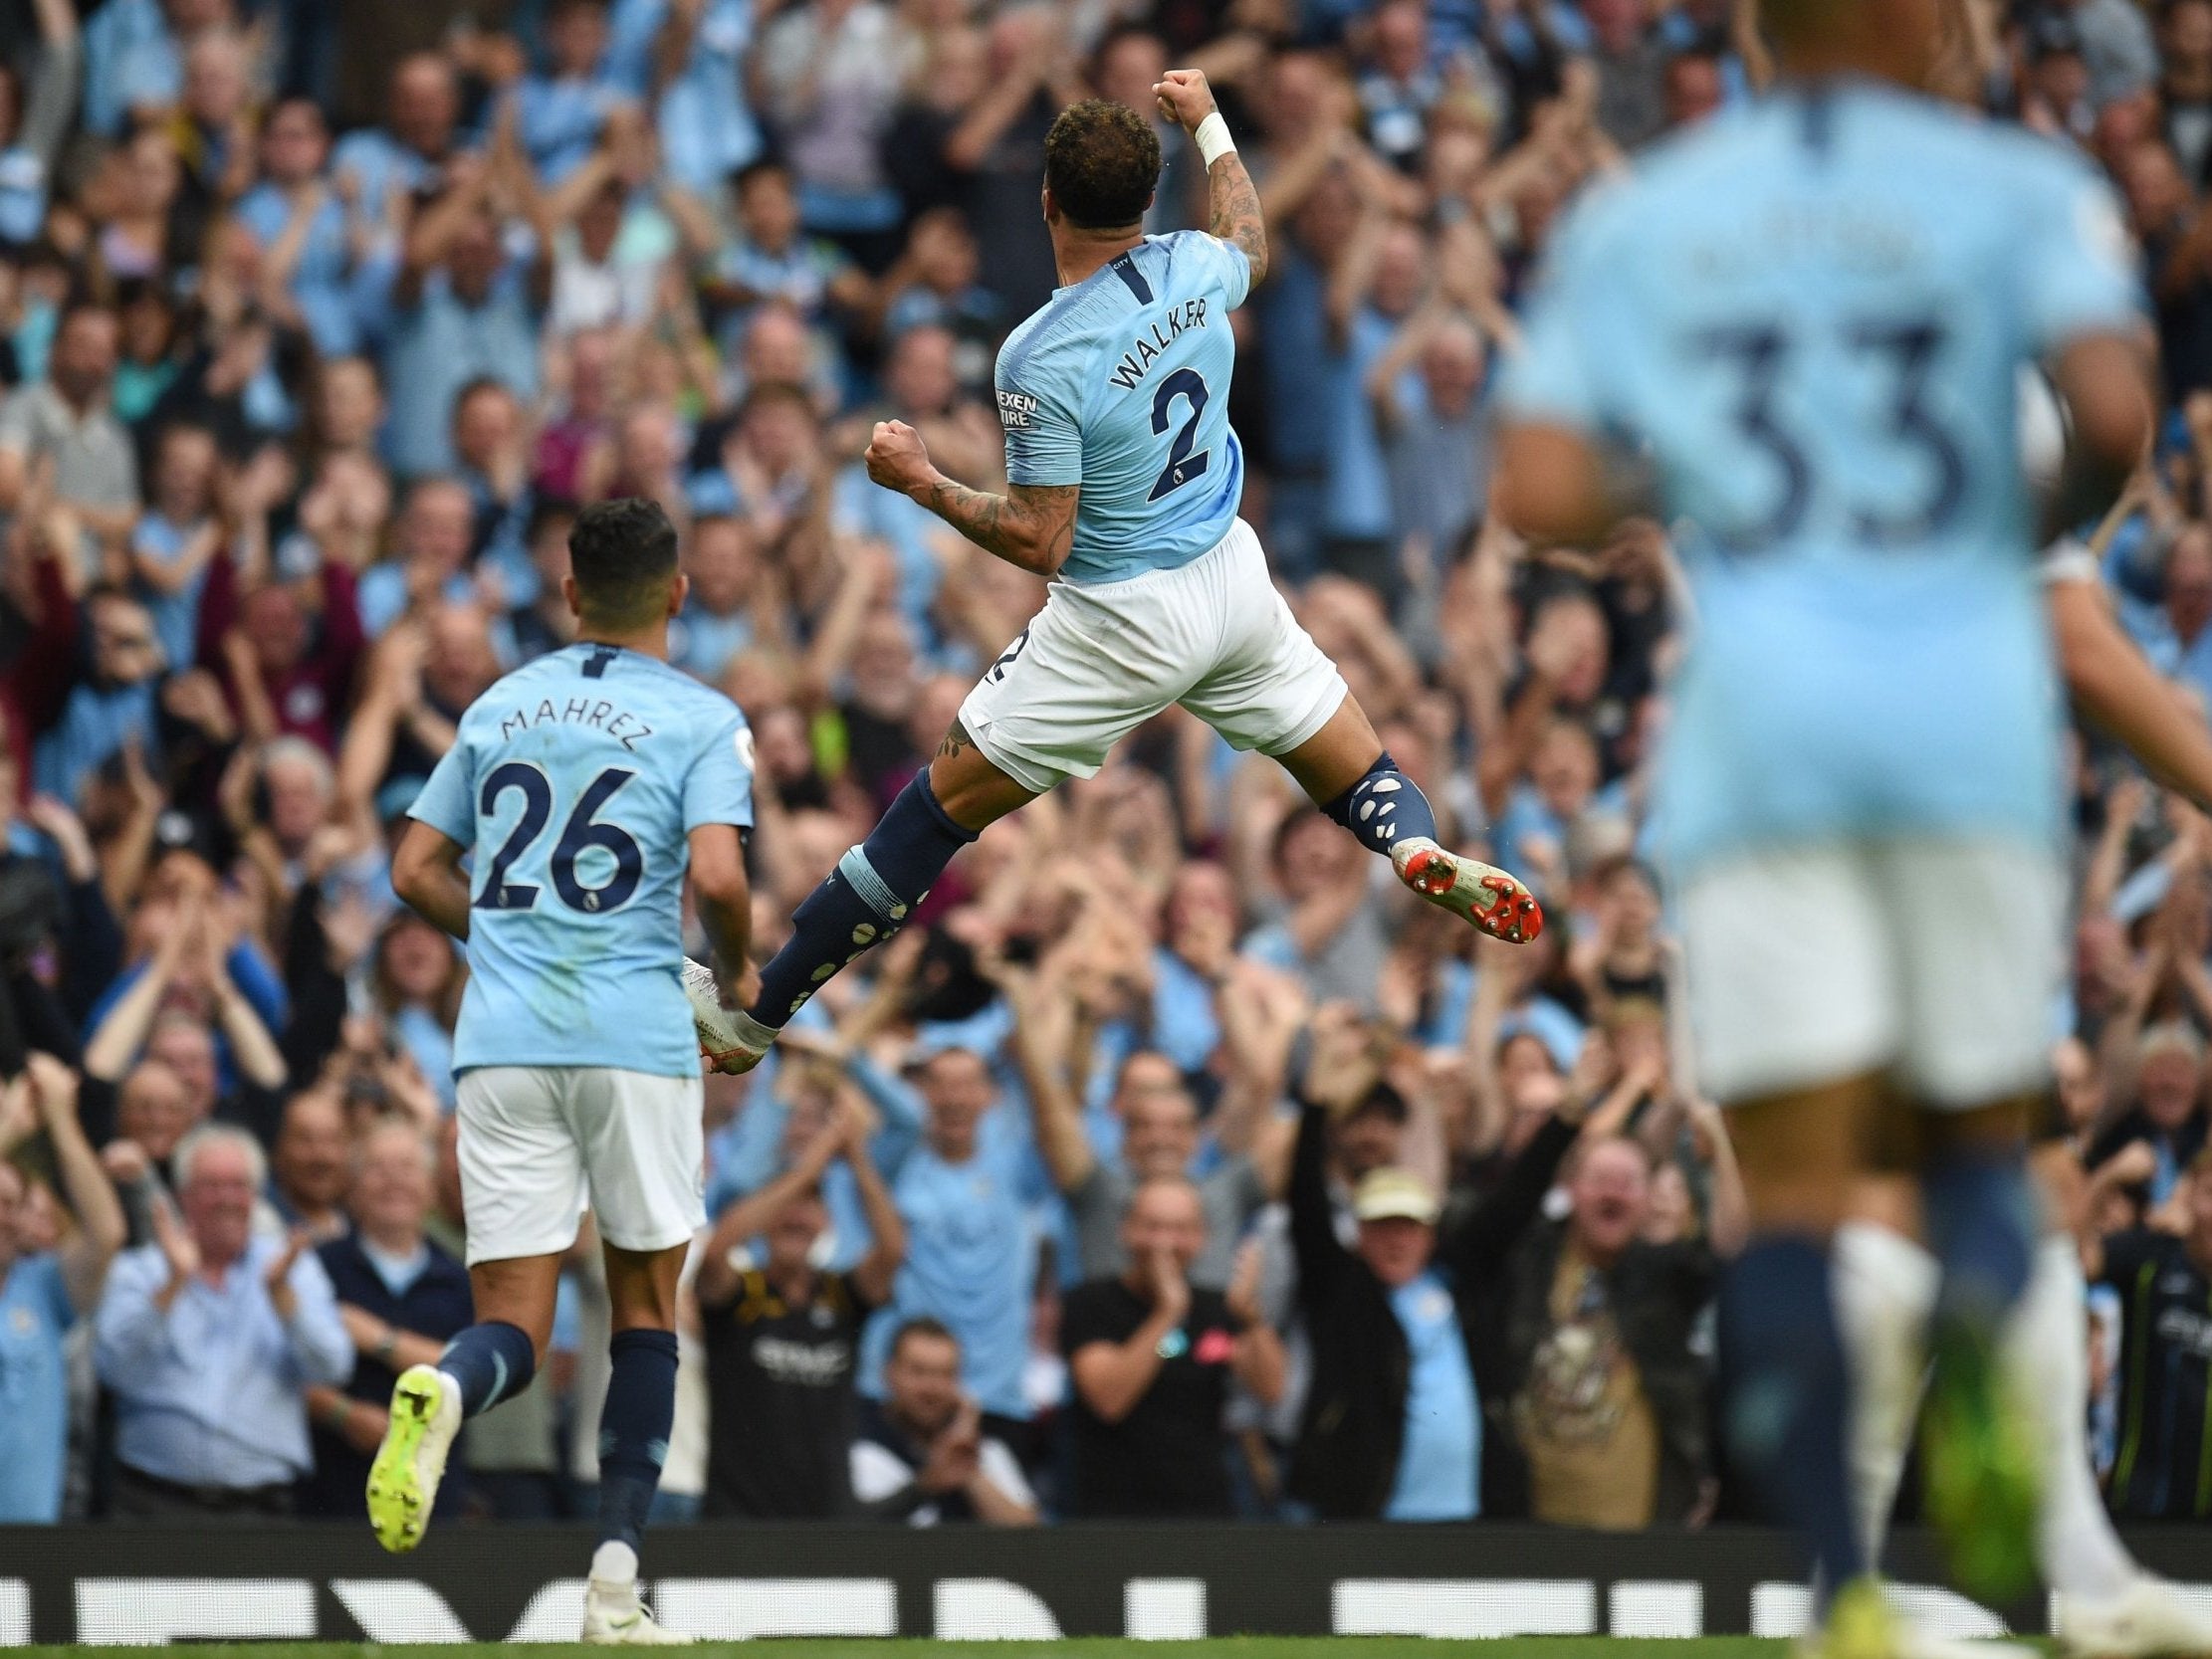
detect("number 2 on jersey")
[1148,368,1212,502]
[477,762,644,915]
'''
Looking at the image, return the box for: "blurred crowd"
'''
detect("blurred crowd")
[4,0,2212,1533]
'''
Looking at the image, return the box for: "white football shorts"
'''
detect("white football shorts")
[1677,838,2063,1110]
[455,1066,705,1265]
[958,518,1348,793]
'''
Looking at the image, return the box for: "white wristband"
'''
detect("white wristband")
[1193,112,1236,169]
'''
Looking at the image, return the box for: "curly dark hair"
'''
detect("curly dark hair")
[1044,99,1162,231]
[568,497,679,626]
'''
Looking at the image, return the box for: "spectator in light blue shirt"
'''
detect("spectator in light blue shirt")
[671,514,762,684]
[127,422,220,672]
[234,100,362,358]
[1149,862,1236,1077]
[646,0,766,194]
[513,0,633,187]
[81,0,180,141]
[356,478,479,642]
[374,193,545,482]
[2127,522,2212,714]
[95,1124,352,1516]
[35,591,163,807]
[704,161,868,369]
[1321,221,1427,592]
[0,1055,127,1523]
[332,53,469,228]
[858,1045,1045,1423]
[447,379,540,613]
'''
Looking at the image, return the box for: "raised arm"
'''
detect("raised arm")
[82,906,196,1082]
[694,1121,842,1308]
[1002,957,1099,1195]
[864,418,1078,578]
[28,1055,125,1311]
[842,1099,908,1306]
[1155,69,1266,287]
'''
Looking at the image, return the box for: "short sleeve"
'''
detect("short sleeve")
[850,1438,914,1503]
[406,730,477,845]
[1057,1281,1117,1358]
[28,1252,75,1329]
[2017,158,2142,356]
[995,338,1085,488]
[817,1269,871,1320]
[683,704,755,831]
[1179,231,1251,311]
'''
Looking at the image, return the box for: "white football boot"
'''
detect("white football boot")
[2056,1577,2212,1658]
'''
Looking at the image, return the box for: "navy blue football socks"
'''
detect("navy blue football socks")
[439,1320,537,1417]
[749,770,978,1029]
[1719,1234,1867,1599]
[596,1328,680,1555]
[1923,1145,2038,1330]
[1319,750,1439,857]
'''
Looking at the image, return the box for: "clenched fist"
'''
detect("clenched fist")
[1152,69,1217,133]
[865,420,937,498]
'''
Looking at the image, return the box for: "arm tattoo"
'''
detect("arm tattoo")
[919,479,1078,576]
[1208,151,1268,287]
[937,720,974,760]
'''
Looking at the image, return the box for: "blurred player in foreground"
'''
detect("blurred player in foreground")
[373,498,757,1644]
[703,74,1540,1076]
[1837,392,2212,1659]
[1495,0,2153,1648]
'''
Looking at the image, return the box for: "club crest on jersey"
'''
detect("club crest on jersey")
[1107,299,1210,390]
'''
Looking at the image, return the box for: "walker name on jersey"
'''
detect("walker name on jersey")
[1106,299,1212,390]
[496,696,656,751]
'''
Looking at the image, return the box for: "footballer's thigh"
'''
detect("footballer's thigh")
[1676,844,1900,1111]
[455,1066,592,1267]
[957,558,1211,797]
[565,1067,707,1257]
[1676,846,1903,1232]
[1181,520,1351,770]
[1880,836,2064,1114]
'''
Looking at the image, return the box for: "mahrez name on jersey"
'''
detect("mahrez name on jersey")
[496,696,656,751]
[1106,298,1212,391]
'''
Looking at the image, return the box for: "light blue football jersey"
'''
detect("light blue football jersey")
[407,641,754,1078]
[1499,83,2141,875]
[995,230,1251,583]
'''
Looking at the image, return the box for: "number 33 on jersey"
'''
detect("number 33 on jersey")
[406,641,755,1079]
[994,229,1251,583]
